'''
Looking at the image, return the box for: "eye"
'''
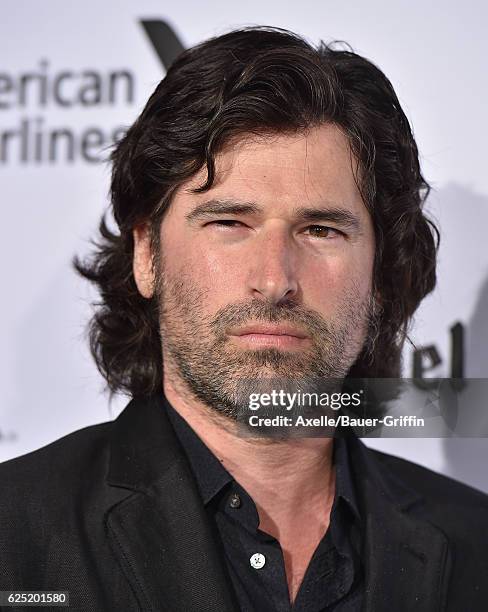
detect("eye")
[206,220,246,229]
[303,225,343,239]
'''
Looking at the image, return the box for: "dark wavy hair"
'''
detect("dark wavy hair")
[75,26,439,398]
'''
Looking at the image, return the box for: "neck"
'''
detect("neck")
[163,375,335,508]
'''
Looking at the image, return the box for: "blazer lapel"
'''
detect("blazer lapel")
[348,438,452,612]
[105,395,239,612]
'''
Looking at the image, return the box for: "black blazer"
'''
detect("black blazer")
[1,395,487,611]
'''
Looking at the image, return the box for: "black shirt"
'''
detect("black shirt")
[165,400,363,611]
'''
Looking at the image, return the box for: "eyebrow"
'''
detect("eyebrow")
[185,199,260,221]
[185,198,362,232]
[293,206,361,232]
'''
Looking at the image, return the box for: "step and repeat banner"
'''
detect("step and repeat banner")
[1,0,487,490]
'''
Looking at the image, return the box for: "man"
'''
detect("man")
[1,27,487,612]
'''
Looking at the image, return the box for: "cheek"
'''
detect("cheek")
[299,250,374,309]
[196,248,245,298]
[162,229,246,306]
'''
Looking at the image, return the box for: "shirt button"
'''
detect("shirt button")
[250,553,266,569]
[229,493,241,509]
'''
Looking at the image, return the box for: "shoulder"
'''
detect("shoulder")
[370,446,488,508]
[363,446,488,608]
[365,445,488,549]
[0,421,114,511]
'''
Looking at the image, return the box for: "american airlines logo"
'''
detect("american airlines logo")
[0,20,184,165]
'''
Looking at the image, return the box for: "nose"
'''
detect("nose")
[248,225,298,304]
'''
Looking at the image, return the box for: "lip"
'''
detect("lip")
[229,323,309,339]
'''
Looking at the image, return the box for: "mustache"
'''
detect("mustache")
[210,299,333,338]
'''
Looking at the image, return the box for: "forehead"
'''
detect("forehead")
[174,124,366,217]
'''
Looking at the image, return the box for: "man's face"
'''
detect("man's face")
[134,124,377,418]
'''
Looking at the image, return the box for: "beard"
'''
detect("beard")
[157,264,379,421]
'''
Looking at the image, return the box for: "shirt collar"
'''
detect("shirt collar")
[165,398,232,505]
[333,435,361,521]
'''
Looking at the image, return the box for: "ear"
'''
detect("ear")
[132,223,155,299]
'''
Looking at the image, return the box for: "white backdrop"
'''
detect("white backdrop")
[1,0,487,491]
